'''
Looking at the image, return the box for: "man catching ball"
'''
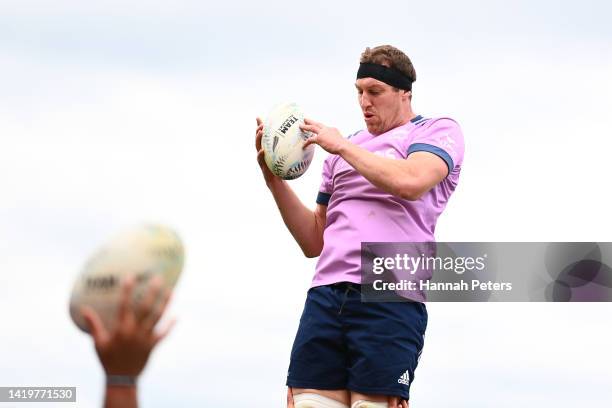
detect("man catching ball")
[255,45,464,408]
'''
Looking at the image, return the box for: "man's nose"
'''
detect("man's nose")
[359,93,371,109]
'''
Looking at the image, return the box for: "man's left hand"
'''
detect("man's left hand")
[301,119,349,155]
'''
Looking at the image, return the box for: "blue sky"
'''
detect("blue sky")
[1,1,611,407]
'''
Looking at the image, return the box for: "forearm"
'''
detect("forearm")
[267,178,324,257]
[339,142,417,199]
[104,386,137,408]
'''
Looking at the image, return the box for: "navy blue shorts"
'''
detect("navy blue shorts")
[286,282,427,401]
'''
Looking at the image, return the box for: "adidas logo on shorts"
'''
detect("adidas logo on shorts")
[397,370,411,386]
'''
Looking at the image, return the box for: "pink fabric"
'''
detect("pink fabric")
[312,116,465,287]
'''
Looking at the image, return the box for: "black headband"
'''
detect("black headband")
[357,62,413,91]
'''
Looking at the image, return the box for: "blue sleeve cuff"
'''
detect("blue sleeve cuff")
[407,143,454,175]
[316,192,331,205]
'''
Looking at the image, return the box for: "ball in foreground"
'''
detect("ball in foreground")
[262,102,315,180]
[69,224,185,332]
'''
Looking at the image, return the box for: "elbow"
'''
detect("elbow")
[301,240,324,258]
[394,182,423,201]
[399,190,423,201]
[303,246,323,258]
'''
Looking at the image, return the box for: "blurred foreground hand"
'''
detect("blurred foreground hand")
[81,275,175,408]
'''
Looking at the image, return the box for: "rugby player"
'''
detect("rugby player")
[255,44,464,407]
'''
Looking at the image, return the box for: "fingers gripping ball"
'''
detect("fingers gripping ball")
[69,224,185,333]
[262,102,315,180]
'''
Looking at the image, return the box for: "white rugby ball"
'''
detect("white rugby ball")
[69,224,185,333]
[262,102,315,180]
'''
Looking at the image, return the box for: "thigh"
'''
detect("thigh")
[291,388,350,406]
[287,286,348,390]
[350,391,408,408]
[343,299,427,401]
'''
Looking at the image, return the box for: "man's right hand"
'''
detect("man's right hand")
[255,117,280,186]
[254,117,325,258]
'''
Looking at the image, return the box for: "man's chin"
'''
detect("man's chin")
[366,124,382,135]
